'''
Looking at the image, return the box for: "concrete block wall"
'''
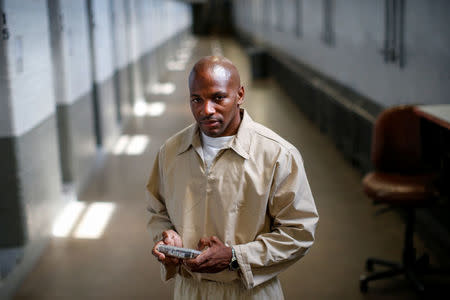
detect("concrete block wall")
[0,0,64,298]
[3,0,56,137]
[232,0,450,174]
[0,0,192,298]
[0,0,61,244]
[233,0,450,107]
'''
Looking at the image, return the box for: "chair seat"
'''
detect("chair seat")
[362,172,437,206]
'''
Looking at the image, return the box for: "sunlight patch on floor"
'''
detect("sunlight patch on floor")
[113,135,150,155]
[52,201,86,237]
[73,202,116,239]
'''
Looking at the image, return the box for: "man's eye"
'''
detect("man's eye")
[215,95,224,100]
[191,98,200,103]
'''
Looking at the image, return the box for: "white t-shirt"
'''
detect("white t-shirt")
[201,132,234,171]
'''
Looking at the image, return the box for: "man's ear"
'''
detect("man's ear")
[237,86,245,105]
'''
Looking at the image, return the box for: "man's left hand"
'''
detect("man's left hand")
[184,236,232,273]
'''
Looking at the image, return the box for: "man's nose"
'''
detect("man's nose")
[202,100,215,115]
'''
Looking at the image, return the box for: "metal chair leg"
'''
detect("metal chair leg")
[406,269,425,293]
[366,257,400,271]
[360,267,403,293]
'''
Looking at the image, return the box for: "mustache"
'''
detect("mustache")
[200,116,221,122]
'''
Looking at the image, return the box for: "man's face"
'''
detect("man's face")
[189,65,244,137]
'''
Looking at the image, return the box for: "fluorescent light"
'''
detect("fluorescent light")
[73,202,116,239]
[177,52,190,60]
[52,201,86,237]
[161,83,176,94]
[150,82,175,95]
[178,57,190,64]
[134,100,148,117]
[113,135,130,155]
[147,102,166,116]
[126,135,150,155]
[167,60,186,71]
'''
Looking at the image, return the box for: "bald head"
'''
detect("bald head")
[189,56,241,91]
[188,56,245,137]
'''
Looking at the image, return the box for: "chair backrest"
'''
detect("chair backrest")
[371,105,423,173]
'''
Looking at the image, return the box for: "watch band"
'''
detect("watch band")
[229,246,240,271]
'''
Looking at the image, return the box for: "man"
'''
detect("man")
[147,56,318,299]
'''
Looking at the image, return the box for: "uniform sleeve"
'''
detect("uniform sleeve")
[146,147,178,281]
[233,148,319,289]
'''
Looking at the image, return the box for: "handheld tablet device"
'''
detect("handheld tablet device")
[157,245,202,259]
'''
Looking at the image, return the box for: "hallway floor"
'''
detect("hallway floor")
[14,36,445,300]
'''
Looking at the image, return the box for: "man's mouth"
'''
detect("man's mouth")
[201,120,221,128]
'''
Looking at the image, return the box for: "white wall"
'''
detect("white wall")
[91,0,115,83]
[60,0,92,104]
[0,42,13,137]
[127,0,140,63]
[110,0,129,70]
[4,0,55,137]
[0,0,192,138]
[136,0,152,55]
[234,0,450,106]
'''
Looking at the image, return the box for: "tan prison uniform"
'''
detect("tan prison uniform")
[147,109,318,299]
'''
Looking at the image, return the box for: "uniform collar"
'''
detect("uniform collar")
[176,109,253,160]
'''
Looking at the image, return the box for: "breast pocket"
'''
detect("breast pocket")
[212,157,249,213]
[216,157,273,215]
[165,156,205,221]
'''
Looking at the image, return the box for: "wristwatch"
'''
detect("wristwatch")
[229,246,240,271]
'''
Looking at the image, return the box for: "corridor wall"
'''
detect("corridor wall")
[0,0,64,298]
[48,0,97,192]
[0,0,192,298]
[232,0,450,173]
[233,0,450,107]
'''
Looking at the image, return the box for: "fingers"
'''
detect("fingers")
[183,249,209,271]
[182,236,230,274]
[164,235,173,245]
[163,230,183,247]
[152,239,180,265]
[152,230,186,267]
[183,256,215,273]
[210,236,221,245]
[161,231,173,245]
[197,237,211,250]
[195,251,209,265]
[183,258,196,268]
[183,259,202,272]
[152,241,166,261]
[164,257,180,265]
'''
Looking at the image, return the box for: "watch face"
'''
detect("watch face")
[231,260,239,270]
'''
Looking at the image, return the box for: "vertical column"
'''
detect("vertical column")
[126,0,145,105]
[48,0,97,193]
[87,0,120,150]
[110,0,132,120]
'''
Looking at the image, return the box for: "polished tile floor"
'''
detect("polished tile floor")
[14,37,444,299]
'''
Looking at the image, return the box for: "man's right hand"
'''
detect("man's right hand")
[152,229,183,266]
